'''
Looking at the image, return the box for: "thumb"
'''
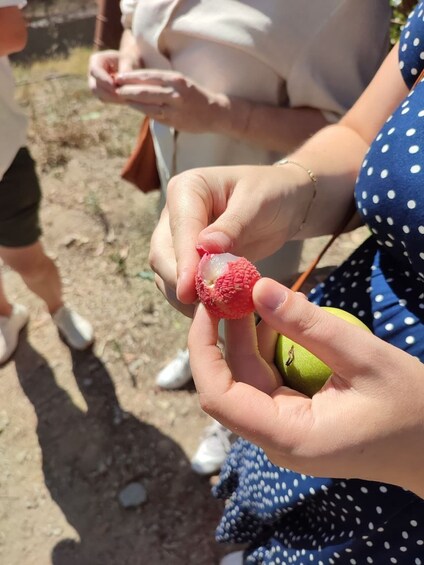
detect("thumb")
[196,190,259,255]
[253,278,373,376]
[196,166,288,259]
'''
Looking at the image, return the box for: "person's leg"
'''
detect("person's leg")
[0,147,92,353]
[0,147,62,314]
[0,243,93,350]
[0,242,62,314]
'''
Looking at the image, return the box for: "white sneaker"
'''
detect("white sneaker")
[155,348,192,389]
[0,304,29,365]
[191,419,234,475]
[220,551,244,565]
[52,305,94,350]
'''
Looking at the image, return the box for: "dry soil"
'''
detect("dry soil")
[0,55,369,565]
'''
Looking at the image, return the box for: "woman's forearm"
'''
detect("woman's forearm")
[118,29,143,72]
[286,123,369,238]
[210,45,408,241]
[286,45,406,240]
[212,95,330,154]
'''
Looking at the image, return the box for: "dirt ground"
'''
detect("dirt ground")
[0,54,369,565]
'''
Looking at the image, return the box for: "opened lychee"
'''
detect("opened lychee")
[195,252,261,319]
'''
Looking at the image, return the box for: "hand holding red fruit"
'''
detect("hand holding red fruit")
[195,252,261,319]
[149,165,305,310]
[188,277,424,498]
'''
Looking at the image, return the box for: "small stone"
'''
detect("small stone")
[0,411,9,433]
[179,406,189,417]
[25,499,39,509]
[129,359,143,373]
[148,523,159,535]
[96,461,107,474]
[16,450,28,463]
[112,406,124,426]
[118,482,147,508]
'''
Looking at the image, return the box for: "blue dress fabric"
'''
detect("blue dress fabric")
[213,5,424,564]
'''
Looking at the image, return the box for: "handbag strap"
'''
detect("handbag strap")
[290,199,356,293]
[290,65,424,293]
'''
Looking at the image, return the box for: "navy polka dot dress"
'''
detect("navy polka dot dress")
[213,5,424,563]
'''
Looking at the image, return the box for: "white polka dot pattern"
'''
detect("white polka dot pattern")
[213,3,424,563]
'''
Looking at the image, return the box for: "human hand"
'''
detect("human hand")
[114,69,227,131]
[188,277,424,497]
[88,48,143,103]
[88,50,122,103]
[149,165,308,313]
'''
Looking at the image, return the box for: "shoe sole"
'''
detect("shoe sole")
[56,329,95,351]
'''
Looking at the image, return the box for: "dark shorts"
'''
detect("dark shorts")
[0,147,42,247]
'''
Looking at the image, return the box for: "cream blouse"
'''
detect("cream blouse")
[121,0,391,189]
[0,0,28,180]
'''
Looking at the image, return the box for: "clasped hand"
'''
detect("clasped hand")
[89,52,227,131]
[149,165,306,315]
[113,68,227,132]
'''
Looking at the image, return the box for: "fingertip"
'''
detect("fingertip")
[176,268,198,304]
[253,278,289,314]
[197,231,233,254]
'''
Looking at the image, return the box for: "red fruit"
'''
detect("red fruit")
[195,252,261,319]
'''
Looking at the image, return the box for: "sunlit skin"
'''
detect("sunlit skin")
[188,278,424,498]
[143,41,424,497]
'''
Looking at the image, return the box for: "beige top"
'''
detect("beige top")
[0,1,28,180]
[123,0,391,188]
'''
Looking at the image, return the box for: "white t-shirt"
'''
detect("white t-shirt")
[0,0,28,180]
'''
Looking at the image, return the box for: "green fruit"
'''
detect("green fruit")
[275,306,370,397]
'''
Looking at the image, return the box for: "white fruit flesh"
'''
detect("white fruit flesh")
[198,253,238,286]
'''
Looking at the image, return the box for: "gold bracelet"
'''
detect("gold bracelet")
[274,158,318,236]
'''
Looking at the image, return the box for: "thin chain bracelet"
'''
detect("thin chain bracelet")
[274,158,318,237]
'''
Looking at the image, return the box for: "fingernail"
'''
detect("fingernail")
[259,283,288,311]
[199,232,232,253]
[195,244,208,257]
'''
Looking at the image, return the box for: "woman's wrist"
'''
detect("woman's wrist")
[118,29,143,72]
[274,159,318,239]
[210,94,254,139]
[270,160,320,240]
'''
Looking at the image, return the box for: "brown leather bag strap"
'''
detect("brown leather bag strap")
[411,64,424,88]
[290,199,357,293]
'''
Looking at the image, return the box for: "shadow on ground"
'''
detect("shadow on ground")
[14,332,222,565]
